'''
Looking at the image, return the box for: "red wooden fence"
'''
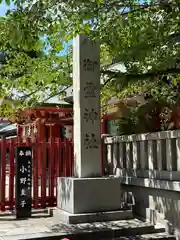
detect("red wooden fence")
[0,137,74,212]
[0,137,106,212]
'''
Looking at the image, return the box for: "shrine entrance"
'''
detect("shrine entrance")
[0,97,105,212]
[0,103,75,211]
[15,106,73,177]
[0,137,74,211]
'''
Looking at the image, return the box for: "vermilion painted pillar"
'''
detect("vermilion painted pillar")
[37,119,46,177]
[17,125,22,138]
[101,116,107,134]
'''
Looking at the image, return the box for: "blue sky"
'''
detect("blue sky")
[0,1,71,55]
[0,1,14,16]
[0,0,146,17]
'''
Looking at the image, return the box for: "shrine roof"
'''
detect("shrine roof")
[0,122,9,128]
[35,96,73,109]
[44,96,71,105]
[35,103,72,109]
[64,96,73,104]
[0,123,17,137]
[0,123,16,132]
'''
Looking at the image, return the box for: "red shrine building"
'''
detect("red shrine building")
[0,95,116,141]
[14,96,106,141]
[0,98,74,141]
[0,98,74,177]
[0,95,118,177]
[16,104,73,141]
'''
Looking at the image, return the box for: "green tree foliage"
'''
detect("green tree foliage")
[0,0,180,115]
[0,11,72,117]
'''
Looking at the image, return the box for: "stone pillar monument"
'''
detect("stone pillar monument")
[57,35,126,224]
[73,35,101,178]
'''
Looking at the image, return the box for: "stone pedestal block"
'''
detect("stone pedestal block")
[57,177,121,214]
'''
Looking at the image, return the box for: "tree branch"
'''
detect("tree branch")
[102,74,117,87]
[40,84,71,103]
[19,87,43,100]
[102,68,180,82]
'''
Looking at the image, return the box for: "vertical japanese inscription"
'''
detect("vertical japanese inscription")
[83,58,98,72]
[84,82,96,98]
[73,35,101,177]
[82,55,99,149]
[16,147,32,219]
[83,108,98,124]
[84,133,99,149]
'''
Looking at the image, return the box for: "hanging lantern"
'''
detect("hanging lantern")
[22,125,26,137]
[34,125,38,136]
[27,125,31,136]
[64,125,73,140]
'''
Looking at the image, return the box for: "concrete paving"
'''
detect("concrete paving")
[0,208,175,240]
[109,234,175,240]
[0,177,175,240]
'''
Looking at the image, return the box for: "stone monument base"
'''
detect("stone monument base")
[57,177,132,224]
[56,208,133,224]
